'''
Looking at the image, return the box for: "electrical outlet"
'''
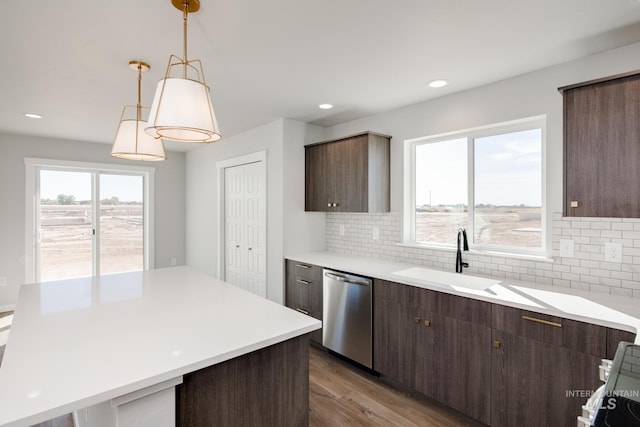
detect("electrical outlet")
[0,276,6,287]
[559,239,574,257]
[605,242,622,263]
[372,226,380,240]
[339,224,345,236]
[171,258,177,266]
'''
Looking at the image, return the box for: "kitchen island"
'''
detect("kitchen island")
[0,266,320,427]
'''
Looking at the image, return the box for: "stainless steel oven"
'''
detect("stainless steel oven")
[580,342,640,427]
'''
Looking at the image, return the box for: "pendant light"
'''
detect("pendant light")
[111,61,167,161]
[145,0,221,143]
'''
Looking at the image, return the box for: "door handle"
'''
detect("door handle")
[522,315,562,328]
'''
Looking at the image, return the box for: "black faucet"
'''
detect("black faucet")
[455,227,469,273]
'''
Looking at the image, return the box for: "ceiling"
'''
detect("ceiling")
[2,0,640,152]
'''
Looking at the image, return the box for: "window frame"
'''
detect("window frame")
[24,158,156,283]
[404,116,548,257]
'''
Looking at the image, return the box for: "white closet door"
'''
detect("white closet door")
[224,161,266,298]
[243,162,266,297]
[224,165,245,289]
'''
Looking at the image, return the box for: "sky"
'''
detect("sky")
[415,128,542,207]
[40,170,143,202]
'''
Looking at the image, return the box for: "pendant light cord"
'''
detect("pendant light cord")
[136,64,143,122]
[183,1,189,78]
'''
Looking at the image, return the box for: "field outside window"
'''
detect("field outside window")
[411,118,544,254]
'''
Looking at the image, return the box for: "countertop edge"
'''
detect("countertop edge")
[286,252,640,340]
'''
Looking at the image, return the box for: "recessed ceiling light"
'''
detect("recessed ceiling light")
[319,104,333,110]
[428,80,448,88]
[24,113,43,119]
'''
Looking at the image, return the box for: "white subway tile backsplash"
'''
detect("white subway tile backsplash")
[325,212,640,298]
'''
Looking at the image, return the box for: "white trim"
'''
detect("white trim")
[24,158,156,174]
[216,151,267,281]
[24,158,155,283]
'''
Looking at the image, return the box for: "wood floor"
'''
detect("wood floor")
[18,343,483,427]
[309,345,483,427]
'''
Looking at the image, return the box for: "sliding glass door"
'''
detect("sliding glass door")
[39,170,94,282]
[26,159,154,283]
[99,174,144,276]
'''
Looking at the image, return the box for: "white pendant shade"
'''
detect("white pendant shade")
[145,77,221,143]
[112,114,166,161]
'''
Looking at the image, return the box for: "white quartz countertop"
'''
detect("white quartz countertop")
[0,266,320,427]
[287,251,640,342]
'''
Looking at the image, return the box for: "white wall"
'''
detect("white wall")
[325,41,640,216]
[0,133,186,309]
[282,120,327,257]
[185,118,326,304]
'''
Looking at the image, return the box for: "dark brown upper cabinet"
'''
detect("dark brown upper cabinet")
[305,132,390,212]
[560,71,640,217]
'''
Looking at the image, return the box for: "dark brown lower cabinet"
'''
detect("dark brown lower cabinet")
[176,334,310,427]
[373,280,491,425]
[491,330,601,427]
[285,260,323,343]
[374,296,420,387]
[430,313,491,425]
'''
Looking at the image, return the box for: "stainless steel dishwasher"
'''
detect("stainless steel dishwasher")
[322,269,372,368]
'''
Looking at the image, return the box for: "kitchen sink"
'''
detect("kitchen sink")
[391,267,501,290]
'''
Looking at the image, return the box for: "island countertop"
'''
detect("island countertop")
[287,251,640,342]
[0,266,320,427]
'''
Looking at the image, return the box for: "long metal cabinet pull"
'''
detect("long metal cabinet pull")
[296,308,309,315]
[522,315,562,328]
[296,279,311,285]
[296,264,310,269]
[324,272,370,286]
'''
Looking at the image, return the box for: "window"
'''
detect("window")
[25,159,155,283]
[407,117,545,255]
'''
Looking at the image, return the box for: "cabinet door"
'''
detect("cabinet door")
[492,305,606,356]
[373,280,421,387]
[304,143,332,211]
[563,74,640,217]
[491,331,602,427]
[430,313,491,425]
[373,297,421,387]
[330,135,368,212]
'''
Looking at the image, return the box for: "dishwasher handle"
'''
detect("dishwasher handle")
[324,271,370,286]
